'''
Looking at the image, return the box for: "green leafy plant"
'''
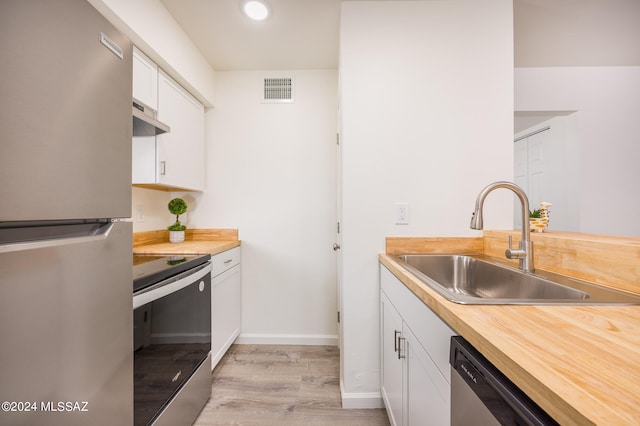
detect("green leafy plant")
[167,198,187,231]
[529,209,541,218]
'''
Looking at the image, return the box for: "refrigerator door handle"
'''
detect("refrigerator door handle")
[0,222,114,254]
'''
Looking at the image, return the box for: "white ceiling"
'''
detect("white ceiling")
[160,0,343,70]
[160,0,640,71]
[160,0,639,132]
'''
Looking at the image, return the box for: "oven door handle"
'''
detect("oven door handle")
[133,262,212,309]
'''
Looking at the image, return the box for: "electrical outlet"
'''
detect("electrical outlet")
[135,205,145,222]
[395,203,409,225]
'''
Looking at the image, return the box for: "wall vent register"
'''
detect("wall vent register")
[263,77,294,103]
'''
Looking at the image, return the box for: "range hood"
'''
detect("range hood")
[132,101,170,136]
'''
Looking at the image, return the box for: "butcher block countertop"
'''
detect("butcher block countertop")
[381,232,640,426]
[133,228,240,256]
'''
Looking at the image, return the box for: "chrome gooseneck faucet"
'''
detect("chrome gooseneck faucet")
[470,181,534,273]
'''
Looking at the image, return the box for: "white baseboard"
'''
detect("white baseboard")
[340,379,385,409]
[236,333,338,346]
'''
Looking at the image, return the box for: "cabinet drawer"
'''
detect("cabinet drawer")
[211,247,240,277]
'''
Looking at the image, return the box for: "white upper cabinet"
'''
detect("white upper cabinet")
[132,47,158,110]
[156,70,205,191]
[132,50,206,192]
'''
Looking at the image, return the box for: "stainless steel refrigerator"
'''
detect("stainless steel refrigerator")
[0,1,133,425]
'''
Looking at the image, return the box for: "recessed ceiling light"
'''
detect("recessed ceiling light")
[242,0,271,21]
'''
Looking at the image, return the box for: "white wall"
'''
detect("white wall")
[131,187,173,233]
[515,66,640,236]
[339,0,514,407]
[184,70,339,345]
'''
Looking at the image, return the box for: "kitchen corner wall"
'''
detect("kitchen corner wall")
[131,187,173,233]
[103,0,339,345]
[185,70,339,345]
[339,0,514,408]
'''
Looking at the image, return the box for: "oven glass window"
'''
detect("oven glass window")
[133,272,211,426]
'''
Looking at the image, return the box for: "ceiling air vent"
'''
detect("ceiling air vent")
[263,77,294,103]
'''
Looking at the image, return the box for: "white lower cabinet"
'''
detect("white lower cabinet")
[380,264,455,426]
[404,325,450,426]
[381,291,404,425]
[211,247,241,370]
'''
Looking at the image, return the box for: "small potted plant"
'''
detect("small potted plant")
[167,197,187,243]
[529,201,551,232]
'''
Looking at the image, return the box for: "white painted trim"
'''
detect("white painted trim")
[211,330,240,371]
[236,333,338,346]
[340,379,385,409]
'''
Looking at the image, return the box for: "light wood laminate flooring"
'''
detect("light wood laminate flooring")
[194,345,390,426]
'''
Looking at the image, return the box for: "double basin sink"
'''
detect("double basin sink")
[393,254,640,305]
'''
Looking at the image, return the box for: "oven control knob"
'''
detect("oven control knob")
[199,281,205,292]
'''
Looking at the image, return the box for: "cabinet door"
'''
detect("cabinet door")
[382,265,455,384]
[132,47,158,110]
[404,325,450,426]
[381,292,404,426]
[381,264,455,426]
[211,264,241,369]
[157,71,206,191]
[132,135,156,184]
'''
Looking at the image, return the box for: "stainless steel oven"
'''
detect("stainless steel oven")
[133,254,212,426]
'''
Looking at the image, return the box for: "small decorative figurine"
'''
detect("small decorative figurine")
[529,201,552,232]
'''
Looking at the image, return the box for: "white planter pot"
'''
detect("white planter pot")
[529,218,548,233]
[169,230,185,244]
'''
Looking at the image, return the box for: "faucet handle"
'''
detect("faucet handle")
[505,234,525,259]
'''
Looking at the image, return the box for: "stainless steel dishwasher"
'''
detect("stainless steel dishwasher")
[449,336,558,426]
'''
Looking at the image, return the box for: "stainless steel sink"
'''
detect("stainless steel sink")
[393,254,640,305]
